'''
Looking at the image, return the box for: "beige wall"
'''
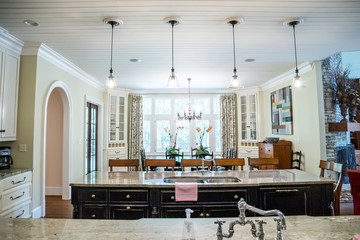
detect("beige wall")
[45,88,63,190]
[260,62,326,175]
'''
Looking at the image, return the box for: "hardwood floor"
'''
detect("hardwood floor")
[45,195,73,219]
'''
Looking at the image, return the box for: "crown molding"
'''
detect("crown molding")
[21,42,105,91]
[0,27,24,55]
[261,61,313,91]
[131,88,235,95]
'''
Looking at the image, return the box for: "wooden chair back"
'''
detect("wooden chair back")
[181,158,212,171]
[145,159,176,172]
[248,157,279,170]
[109,159,140,171]
[214,158,245,171]
[319,160,345,216]
[347,169,360,215]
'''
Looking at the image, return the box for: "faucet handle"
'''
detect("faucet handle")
[214,219,226,225]
[255,219,267,225]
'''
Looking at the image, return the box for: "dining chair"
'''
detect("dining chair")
[140,149,146,171]
[347,169,360,215]
[231,149,237,158]
[181,158,212,171]
[319,160,344,216]
[214,158,245,171]
[145,159,176,172]
[225,148,232,158]
[109,159,140,171]
[248,157,279,170]
[292,151,302,169]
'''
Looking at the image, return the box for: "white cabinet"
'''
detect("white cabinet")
[0,171,32,218]
[238,91,258,142]
[0,47,20,141]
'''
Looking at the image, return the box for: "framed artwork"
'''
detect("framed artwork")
[271,86,293,135]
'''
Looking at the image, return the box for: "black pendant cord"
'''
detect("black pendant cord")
[232,22,237,74]
[110,22,114,73]
[171,21,175,73]
[188,78,191,106]
[292,24,299,74]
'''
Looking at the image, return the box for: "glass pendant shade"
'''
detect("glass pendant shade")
[292,72,303,88]
[230,73,244,88]
[107,71,116,88]
[167,72,179,88]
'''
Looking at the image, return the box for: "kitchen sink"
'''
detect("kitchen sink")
[163,176,241,184]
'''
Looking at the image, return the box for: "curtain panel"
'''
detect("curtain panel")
[128,94,143,169]
[220,94,237,158]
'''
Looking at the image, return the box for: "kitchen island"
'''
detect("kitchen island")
[70,170,334,219]
[1,216,359,239]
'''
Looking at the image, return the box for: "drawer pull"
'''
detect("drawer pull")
[245,150,252,153]
[91,214,96,218]
[205,213,210,217]
[126,194,131,199]
[0,129,5,133]
[115,151,120,154]
[91,194,96,199]
[199,213,204,217]
[11,177,26,185]
[276,189,299,193]
[234,195,239,199]
[11,210,25,218]
[126,206,131,210]
[10,191,25,201]
[170,196,175,200]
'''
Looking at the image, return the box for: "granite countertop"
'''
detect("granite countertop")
[70,169,334,188]
[0,168,32,180]
[0,215,359,239]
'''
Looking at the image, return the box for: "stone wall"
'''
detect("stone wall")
[322,54,347,161]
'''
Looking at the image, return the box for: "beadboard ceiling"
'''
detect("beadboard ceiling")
[0,0,359,90]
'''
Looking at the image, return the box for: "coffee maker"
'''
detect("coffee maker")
[0,146,13,169]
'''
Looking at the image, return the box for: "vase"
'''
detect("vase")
[349,106,357,123]
[339,103,348,123]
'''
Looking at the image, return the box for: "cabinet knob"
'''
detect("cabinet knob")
[91,214,96,218]
[126,194,131,199]
[200,213,204,217]
[91,194,96,199]
[0,130,5,133]
[205,213,210,217]
[126,206,131,210]
[234,195,239,199]
[171,196,175,200]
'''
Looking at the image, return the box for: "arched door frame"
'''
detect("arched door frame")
[41,81,72,217]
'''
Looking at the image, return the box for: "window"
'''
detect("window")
[143,94,221,156]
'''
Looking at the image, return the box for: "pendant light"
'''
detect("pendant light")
[164,17,182,88]
[227,17,244,89]
[285,18,304,88]
[177,78,202,122]
[103,17,123,88]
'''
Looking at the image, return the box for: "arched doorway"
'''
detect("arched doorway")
[41,81,72,217]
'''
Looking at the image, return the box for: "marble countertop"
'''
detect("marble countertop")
[0,168,32,180]
[70,169,334,188]
[0,215,359,239]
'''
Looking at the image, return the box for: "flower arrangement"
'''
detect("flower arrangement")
[196,126,212,155]
[164,126,184,154]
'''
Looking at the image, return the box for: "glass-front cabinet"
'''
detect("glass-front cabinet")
[109,94,126,142]
[237,88,260,162]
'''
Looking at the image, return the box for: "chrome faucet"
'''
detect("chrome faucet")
[198,158,216,175]
[215,198,286,240]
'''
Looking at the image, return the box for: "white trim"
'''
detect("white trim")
[0,27,24,55]
[84,95,104,173]
[132,88,236,94]
[261,62,313,90]
[31,206,42,218]
[41,81,73,217]
[45,187,62,196]
[21,42,105,91]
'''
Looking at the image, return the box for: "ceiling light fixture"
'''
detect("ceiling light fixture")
[177,78,202,122]
[164,17,182,88]
[227,17,244,89]
[103,17,123,88]
[23,20,39,27]
[285,18,304,88]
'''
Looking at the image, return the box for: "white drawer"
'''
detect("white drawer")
[1,182,31,212]
[107,148,127,160]
[1,200,31,218]
[2,171,32,191]
[238,147,259,158]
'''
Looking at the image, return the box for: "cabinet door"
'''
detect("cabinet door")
[0,52,19,140]
[239,93,258,142]
[204,205,239,218]
[110,205,148,219]
[80,204,108,219]
[260,186,311,215]
[108,94,127,143]
[161,205,203,218]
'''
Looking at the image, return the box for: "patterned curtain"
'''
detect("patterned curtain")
[220,94,237,158]
[128,94,143,169]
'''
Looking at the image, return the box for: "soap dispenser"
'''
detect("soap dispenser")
[182,208,195,240]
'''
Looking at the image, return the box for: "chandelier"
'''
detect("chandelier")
[177,78,202,122]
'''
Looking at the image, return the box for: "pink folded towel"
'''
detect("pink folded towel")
[175,182,198,202]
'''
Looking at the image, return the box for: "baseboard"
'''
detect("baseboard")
[32,206,42,218]
[45,186,62,196]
